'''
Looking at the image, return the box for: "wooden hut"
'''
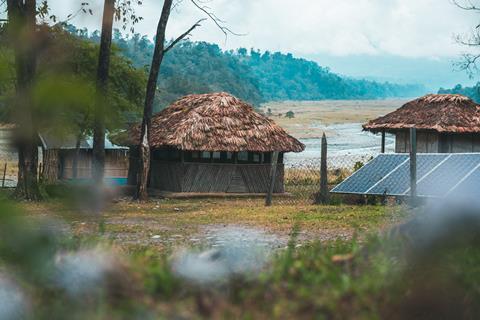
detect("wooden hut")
[0,123,16,160]
[128,92,305,193]
[363,94,480,153]
[40,133,129,183]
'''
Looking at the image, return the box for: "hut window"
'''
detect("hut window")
[238,151,248,162]
[153,149,168,161]
[263,152,272,163]
[169,149,180,161]
[201,152,211,159]
[191,151,200,159]
[212,152,221,159]
[253,153,261,163]
[226,152,233,160]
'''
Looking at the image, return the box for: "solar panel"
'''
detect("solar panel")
[368,154,448,196]
[416,154,480,197]
[449,164,480,197]
[331,154,408,194]
[331,153,480,198]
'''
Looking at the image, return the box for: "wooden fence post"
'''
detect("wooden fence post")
[316,133,329,204]
[381,130,386,153]
[265,151,279,206]
[2,163,6,188]
[409,127,417,204]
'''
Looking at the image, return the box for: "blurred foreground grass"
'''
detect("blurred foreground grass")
[1,192,479,319]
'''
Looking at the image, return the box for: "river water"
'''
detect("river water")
[284,122,395,166]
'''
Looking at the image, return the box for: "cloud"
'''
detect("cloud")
[50,0,478,58]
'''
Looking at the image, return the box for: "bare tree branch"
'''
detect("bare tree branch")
[172,0,185,11]
[163,18,206,53]
[454,53,480,78]
[453,0,480,75]
[190,0,246,39]
[452,0,480,10]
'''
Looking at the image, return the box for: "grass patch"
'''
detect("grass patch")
[18,198,408,258]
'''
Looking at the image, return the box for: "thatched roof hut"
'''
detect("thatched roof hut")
[128,92,304,194]
[363,94,480,133]
[363,94,480,153]
[39,132,128,183]
[131,92,304,152]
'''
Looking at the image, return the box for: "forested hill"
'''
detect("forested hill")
[438,84,480,102]
[69,26,426,109]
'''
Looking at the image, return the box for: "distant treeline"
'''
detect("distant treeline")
[67,25,426,110]
[438,84,480,102]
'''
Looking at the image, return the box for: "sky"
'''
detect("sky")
[49,0,480,90]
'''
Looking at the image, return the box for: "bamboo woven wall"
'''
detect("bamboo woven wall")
[144,162,284,193]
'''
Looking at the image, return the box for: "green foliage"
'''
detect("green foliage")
[0,25,146,136]
[285,110,295,118]
[0,48,14,122]
[353,161,365,172]
[135,249,180,299]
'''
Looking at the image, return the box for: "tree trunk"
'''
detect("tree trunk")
[72,132,82,179]
[8,0,40,200]
[135,0,173,201]
[92,0,115,184]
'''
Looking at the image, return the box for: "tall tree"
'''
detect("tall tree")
[135,0,173,200]
[135,0,205,200]
[92,0,115,185]
[7,0,40,200]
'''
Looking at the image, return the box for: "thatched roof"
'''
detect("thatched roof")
[363,94,480,133]
[130,92,305,152]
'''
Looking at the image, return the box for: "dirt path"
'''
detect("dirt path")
[23,198,406,253]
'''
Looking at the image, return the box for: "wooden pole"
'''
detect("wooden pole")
[409,127,417,204]
[381,130,386,153]
[265,151,279,206]
[2,163,6,188]
[317,133,329,204]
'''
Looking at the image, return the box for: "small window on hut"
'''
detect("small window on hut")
[201,152,211,160]
[169,149,181,161]
[212,152,221,159]
[217,152,233,163]
[191,151,200,160]
[252,153,261,163]
[263,152,272,163]
[152,149,168,161]
[238,151,248,162]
